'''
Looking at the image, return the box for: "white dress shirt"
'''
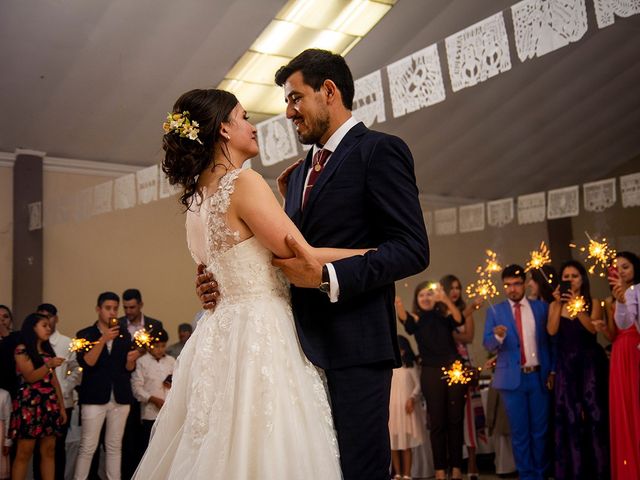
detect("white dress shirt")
[131,353,175,420]
[126,313,148,338]
[49,329,81,408]
[303,115,361,303]
[508,297,539,367]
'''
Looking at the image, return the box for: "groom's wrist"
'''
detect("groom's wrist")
[318,265,330,293]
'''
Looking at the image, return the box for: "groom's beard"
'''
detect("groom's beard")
[296,109,330,145]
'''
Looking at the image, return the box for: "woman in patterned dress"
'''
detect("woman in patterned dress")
[9,313,66,480]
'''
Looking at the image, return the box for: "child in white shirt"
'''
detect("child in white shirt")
[131,329,175,449]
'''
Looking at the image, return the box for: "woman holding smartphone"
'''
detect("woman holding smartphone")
[547,260,609,480]
[606,251,640,479]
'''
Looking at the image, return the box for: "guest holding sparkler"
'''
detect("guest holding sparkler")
[73,292,141,480]
[9,313,67,480]
[606,251,640,480]
[396,281,464,480]
[483,264,554,480]
[440,274,483,480]
[548,260,609,480]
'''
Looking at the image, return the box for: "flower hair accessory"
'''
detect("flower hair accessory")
[162,111,202,145]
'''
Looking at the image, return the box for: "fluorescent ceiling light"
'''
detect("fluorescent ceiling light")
[219,0,396,116]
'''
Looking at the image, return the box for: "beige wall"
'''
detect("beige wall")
[42,171,200,340]
[0,166,13,308]
[2,163,638,355]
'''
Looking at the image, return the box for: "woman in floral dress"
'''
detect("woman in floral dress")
[9,313,66,480]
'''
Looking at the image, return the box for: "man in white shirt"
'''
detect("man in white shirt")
[131,328,175,449]
[37,303,81,480]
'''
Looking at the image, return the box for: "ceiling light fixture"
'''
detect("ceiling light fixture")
[219,0,396,117]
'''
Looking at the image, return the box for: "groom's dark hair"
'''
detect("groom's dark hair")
[274,49,355,110]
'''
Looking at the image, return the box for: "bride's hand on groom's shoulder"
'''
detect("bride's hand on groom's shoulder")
[277,159,303,201]
[196,264,220,310]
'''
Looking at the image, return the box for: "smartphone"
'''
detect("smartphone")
[109,317,119,329]
[559,280,572,301]
[607,265,619,280]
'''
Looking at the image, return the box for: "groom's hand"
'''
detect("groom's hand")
[195,264,220,310]
[272,235,322,288]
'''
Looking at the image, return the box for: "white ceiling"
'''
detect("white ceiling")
[1,0,639,202]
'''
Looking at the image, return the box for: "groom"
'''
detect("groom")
[198,49,429,480]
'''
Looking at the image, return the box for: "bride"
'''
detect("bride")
[133,89,369,479]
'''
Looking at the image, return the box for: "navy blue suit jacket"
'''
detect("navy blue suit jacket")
[284,122,429,369]
[483,299,554,391]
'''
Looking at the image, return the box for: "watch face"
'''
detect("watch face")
[319,282,330,293]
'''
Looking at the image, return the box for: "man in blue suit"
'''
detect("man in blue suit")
[483,264,554,480]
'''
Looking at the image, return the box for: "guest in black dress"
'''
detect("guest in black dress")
[396,281,464,480]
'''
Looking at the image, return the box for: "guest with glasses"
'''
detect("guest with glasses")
[483,265,554,480]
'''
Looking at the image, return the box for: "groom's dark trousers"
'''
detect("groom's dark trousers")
[285,121,429,480]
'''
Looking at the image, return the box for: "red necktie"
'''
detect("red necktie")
[514,302,526,365]
[302,148,331,210]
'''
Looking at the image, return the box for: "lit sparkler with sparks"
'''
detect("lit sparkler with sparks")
[524,241,553,283]
[441,360,477,386]
[570,232,616,278]
[525,242,552,273]
[482,250,502,277]
[69,338,98,353]
[466,278,498,301]
[566,296,587,317]
[133,329,155,349]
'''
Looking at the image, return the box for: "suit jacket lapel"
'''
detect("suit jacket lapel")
[301,123,367,225]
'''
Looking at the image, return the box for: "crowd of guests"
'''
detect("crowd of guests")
[390,251,640,480]
[0,290,193,480]
[1,251,639,480]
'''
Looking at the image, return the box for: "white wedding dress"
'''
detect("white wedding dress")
[133,169,341,479]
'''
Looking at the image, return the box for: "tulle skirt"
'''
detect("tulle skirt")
[133,295,342,479]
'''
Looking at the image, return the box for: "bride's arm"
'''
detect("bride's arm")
[232,170,370,261]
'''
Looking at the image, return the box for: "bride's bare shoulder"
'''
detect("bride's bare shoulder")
[233,168,272,196]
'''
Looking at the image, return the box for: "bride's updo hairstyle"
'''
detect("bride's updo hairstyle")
[162,88,238,209]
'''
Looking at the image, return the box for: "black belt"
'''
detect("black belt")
[521,365,540,373]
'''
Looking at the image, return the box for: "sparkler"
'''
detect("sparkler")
[570,232,616,278]
[441,360,477,386]
[466,278,498,301]
[482,249,502,277]
[566,296,587,317]
[427,282,439,291]
[133,329,155,349]
[525,241,553,283]
[69,338,98,353]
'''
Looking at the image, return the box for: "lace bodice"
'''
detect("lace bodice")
[185,169,289,305]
